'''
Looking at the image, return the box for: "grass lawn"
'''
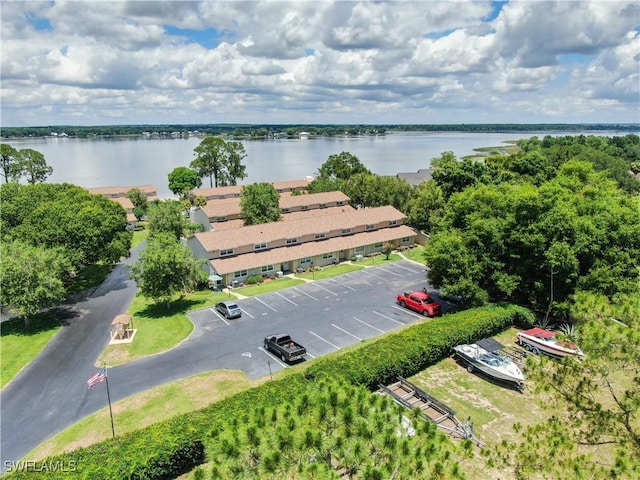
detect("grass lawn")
[27,370,263,461]
[0,313,62,388]
[401,245,426,264]
[100,290,229,366]
[233,277,307,296]
[130,224,148,249]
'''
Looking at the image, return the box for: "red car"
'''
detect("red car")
[396,290,441,317]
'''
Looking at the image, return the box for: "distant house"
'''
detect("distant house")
[396,168,433,187]
[193,179,311,201]
[85,185,158,223]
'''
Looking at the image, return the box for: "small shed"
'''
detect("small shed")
[110,314,133,341]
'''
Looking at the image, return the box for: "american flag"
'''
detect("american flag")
[87,366,107,388]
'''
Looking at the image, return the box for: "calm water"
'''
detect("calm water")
[3,131,630,198]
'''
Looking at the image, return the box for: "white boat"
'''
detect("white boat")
[517,328,584,358]
[453,338,525,390]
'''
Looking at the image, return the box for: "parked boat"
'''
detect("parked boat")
[453,338,525,391]
[517,328,584,359]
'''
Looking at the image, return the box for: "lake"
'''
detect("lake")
[3,131,631,198]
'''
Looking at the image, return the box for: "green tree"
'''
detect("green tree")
[405,180,446,233]
[126,188,149,212]
[0,240,71,328]
[130,232,207,308]
[191,136,247,188]
[0,143,22,183]
[18,148,53,184]
[167,166,202,198]
[146,200,187,241]
[431,151,494,199]
[240,183,281,225]
[317,151,371,181]
[495,311,640,479]
[1,183,131,268]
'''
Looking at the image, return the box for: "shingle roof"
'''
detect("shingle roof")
[86,185,158,197]
[210,225,416,274]
[279,191,350,209]
[194,205,407,252]
[209,206,356,231]
[194,179,311,199]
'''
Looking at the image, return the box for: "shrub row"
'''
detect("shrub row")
[304,303,534,390]
[7,304,532,479]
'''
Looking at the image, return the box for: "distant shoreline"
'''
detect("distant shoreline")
[2,123,638,141]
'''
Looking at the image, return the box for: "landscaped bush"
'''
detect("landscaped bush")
[245,275,263,285]
[7,305,532,479]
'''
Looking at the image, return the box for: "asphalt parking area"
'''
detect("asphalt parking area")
[187,260,454,379]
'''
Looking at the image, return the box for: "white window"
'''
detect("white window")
[366,224,375,230]
[355,245,365,253]
[261,265,274,273]
[315,233,326,240]
[342,228,351,235]
[322,253,334,260]
[220,248,234,257]
[254,243,267,251]
[301,205,309,210]
[374,242,383,248]
[286,238,298,245]
[319,203,327,209]
[337,201,344,206]
[282,208,290,213]
[401,236,411,243]
[389,220,397,226]
[216,216,226,222]
[300,257,312,265]
[233,270,248,278]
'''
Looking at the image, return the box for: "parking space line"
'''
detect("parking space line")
[392,263,424,274]
[391,304,424,319]
[360,270,388,282]
[327,278,357,291]
[309,330,340,350]
[258,346,288,368]
[372,310,405,326]
[306,351,316,359]
[343,273,372,285]
[332,323,362,341]
[374,266,403,277]
[240,308,254,319]
[294,287,319,301]
[275,292,298,306]
[254,297,278,312]
[209,308,229,325]
[312,283,338,296]
[353,316,385,333]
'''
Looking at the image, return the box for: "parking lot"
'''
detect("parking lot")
[187,260,457,379]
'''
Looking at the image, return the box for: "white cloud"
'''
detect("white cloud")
[0,0,638,125]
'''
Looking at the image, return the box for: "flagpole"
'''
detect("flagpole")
[104,364,116,438]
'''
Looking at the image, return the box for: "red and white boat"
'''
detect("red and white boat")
[517,328,584,358]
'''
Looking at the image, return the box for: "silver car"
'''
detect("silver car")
[215,300,241,319]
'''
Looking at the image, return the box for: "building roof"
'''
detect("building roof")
[211,225,416,274]
[86,185,158,197]
[279,191,350,209]
[193,179,311,199]
[272,179,311,191]
[201,198,242,218]
[194,205,407,252]
[208,206,356,231]
[111,314,132,325]
[396,169,433,187]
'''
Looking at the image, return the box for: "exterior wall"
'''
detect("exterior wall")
[190,207,212,232]
[185,237,215,274]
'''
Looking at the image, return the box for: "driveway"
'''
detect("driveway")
[1,257,448,469]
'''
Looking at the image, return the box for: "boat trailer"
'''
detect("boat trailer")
[379,377,486,448]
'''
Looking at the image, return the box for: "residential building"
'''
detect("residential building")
[187,204,417,287]
[86,185,158,222]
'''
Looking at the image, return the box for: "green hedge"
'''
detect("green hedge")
[304,304,534,389]
[7,304,532,479]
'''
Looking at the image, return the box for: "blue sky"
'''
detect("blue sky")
[1,1,638,126]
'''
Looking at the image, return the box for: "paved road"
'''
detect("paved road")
[1,257,450,469]
[0,247,141,470]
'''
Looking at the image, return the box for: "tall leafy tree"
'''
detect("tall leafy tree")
[0,143,22,183]
[191,136,247,188]
[405,180,446,233]
[240,183,281,225]
[431,151,494,199]
[130,232,207,308]
[146,200,187,240]
[19,148,53,184]
[316,151,371,181]
[126,187,149,212]
[0,240,71,328]
[167,166,202,198]
[1,183,131,268]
